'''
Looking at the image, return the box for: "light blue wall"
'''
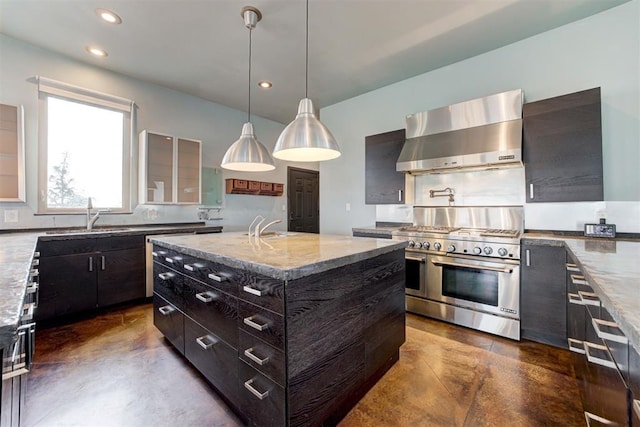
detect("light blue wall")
[0,34,314,231]
[320,0,640,235]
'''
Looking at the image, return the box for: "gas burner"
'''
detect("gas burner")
[480,229,520,238]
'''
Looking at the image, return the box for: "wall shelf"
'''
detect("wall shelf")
[225,179,283,196]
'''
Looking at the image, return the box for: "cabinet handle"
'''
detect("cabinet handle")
[578,291,600,307]
[584,341,616,369]
[30,269,39,278]
[88,256,94,272]
[570,274,588,286]
[32,259,39,267]
[158,272,175,281]
[244,378,270,400]
[592,318,627,344]
[158,305,175,316]
[398,189,403,202]
[165,257,174,264]
[33,251,40,258]
[244,316,269,331]
[566,263,580,273]
[184,263,204,272]
[568,292,583,306]
[567,338,585,355]
[529,183,534,199]
[101,255,105,271]
[195,291,217,303]
[26,282,39,294]
[244,348,270,366]
[525,249,530,267]
[208,273,227,282]
[243,285,263,297]
[196,334,219,350]
[21,303,35,321]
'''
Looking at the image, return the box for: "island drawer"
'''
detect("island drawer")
[238,360,285,427]
[153,293,184,354]
[152,246,185,269]
[239,301,284,350]
[179,254,238,297]
[184,317,239,404]
[237,276,284,315]
[183,274,238,348]
[153,262,185,311]
[239,330,285,387]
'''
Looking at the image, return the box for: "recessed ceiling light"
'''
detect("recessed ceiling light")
[96,8,122,24]
[258,80,272,89]
[86,46,108,57]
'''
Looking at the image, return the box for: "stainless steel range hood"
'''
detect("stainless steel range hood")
[397,89,523,174]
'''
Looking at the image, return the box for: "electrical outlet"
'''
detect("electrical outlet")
[346,203,351,212]
[4,209,18,223]
[597,210,607,220]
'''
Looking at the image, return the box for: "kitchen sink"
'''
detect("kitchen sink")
[45,227,132,235]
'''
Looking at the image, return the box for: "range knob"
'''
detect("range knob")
[498,248,508,257]
[483,247,493,255]
[473,247,482,255]
[433,242,442,251]
[408,240,416,248]
[422,242,430,250]
[446,244,456,253]
[415,242,423,249]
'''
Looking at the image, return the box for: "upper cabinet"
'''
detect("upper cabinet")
[0,103,25,202]
[139,130,202,205]
[523,87,603,203]
[365,129,406,204]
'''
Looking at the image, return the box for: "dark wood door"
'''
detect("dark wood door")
[365,129,406,204]
[97,247,145,307]
[520,243,567,348]
[287,167,319,233]
[523,87,603,202]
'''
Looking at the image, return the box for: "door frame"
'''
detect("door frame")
[287,167,320,233]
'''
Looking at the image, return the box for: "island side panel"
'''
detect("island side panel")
[286,249,406,426]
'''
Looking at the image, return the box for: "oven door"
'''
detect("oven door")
[426,254,520,318]
[405,251,427,297]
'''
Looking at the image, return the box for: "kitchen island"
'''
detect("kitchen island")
[149,232,406,426]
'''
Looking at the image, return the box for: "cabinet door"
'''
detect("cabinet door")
[365,129,406,204]
[37,253,97,321]
[140,131,174,204]
[523,87,603,202]
[176,137,201,204]
[520,244,567,348]
[97,247,145,307]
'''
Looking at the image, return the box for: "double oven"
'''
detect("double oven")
[394,206,523,340]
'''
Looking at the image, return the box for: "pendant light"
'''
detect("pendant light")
[221,6,275,172]
[272,0,340,162]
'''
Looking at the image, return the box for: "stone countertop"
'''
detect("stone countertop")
[524,233,640,354]
[0,223,222,350]
[151,232,406,281]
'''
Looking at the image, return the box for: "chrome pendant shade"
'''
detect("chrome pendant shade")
[221,6,275,172]
[273,0,340,162]
[272,98,340,162]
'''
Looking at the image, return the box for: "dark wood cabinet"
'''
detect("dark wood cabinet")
[365,129,406,204]
[37,235,145,322]
[630,344,640,426]
[520,243,567,348]
[523,87,603,202]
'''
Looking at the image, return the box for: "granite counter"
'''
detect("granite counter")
[523,233,640,354]
[151,232,406,281]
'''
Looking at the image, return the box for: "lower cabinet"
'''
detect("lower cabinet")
[630,345,640,425]
[152,243,405,427]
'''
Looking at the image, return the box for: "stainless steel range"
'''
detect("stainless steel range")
[393,206,524,340]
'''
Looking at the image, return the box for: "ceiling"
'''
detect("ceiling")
[0,0,628,124]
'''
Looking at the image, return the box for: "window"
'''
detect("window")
[38,77,133,213]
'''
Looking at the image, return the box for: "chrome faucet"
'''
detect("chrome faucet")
[248,215,265,237]
[259,219,281,236]
[86,197,101,230]
[429,187,455,206]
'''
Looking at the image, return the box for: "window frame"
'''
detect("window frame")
[37,77,134,214]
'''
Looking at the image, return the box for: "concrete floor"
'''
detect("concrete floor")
[24,303,584,426]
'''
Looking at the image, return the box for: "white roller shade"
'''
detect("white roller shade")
[37,76,134,112]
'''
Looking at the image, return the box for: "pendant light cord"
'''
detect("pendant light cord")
[248,27,252,123]
[305,0,309,98]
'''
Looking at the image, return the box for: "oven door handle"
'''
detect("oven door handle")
[406,255,426,263]
[431,259,514,274]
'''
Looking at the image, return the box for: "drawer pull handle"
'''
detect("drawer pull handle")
[578,291,600,307]
[584,341,616,369]
[158,305,175,316]
[570,274,588,286]
[30,269,39,277]
[195,291,217,303]
[243,286,264,297]
[567,338,586,355]
[244,348,270,366]
[32,259,39,267]
[592,318,627,344]
[196,335,219,350]
[566,263,580,272]
[208,273,227,282]
[151,251,158,257]
[184,263,204,272]
[158,272,175,281]
[568,293,583,306]
[244,379,270,400]
[165,257,174,263]
[22,303,35,321]
[244,316,269,331]
[26,282,39,294]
